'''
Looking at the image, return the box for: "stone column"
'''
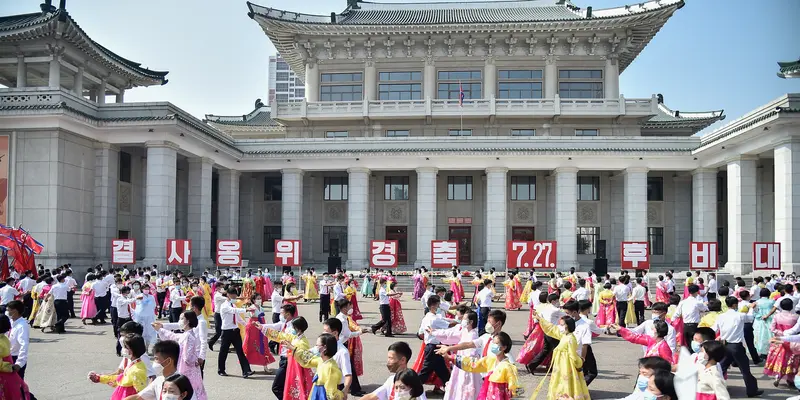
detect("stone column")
[281,169,304,240]
[692,169,717,242]
[73,66,84,96]
[604,57,619,99]
[423,58,435,100]
[188,157,214,265]
[364,61,376,101]
[554,168,578,271]
[347,168,370,270]
[484,58,496,100]
[93,143,119,262]
[544,57,558,98]
[623,168,648,241]
[775,140,800,273]
[673,176,693,265]
[48,52,61,88]
[304,62,319,102]
[97,78,107,105]
[144,141,178,265]
[16,55,26,88]
[217,169,240,240]
[725,157,757,275]
[485,167,507,268]
[415,167,438,267]
[238,174,255,260]
[116,89,125,104]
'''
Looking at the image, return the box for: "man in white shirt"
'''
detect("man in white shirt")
[207,282,228,351]
[476,280,494,335]
[17,272,35,319]
[332,275,346,315]
[576,300,604,385]
[216,286,254,378]
[110,276,124,340]
[322,318,360,397]
[612,278,632,327]
[64,269,78,318]
[665,273,675,295]
[632,278,647,325]
[528,281,543,309]
[50,274,70,333]
[371,279,400,337]
[707,273,719,301]
[155,271,168,319]
[91,271,110,324]
[712,296,763,397]
[674,284,708,352]
[362,341,428,400]
[572,279,589,301]
[526,293,565,373]
[167,283,186,324]
[114,286,138,355]
[318,273,332,323]
[737,290,761,366]
[6,301,29,380]
[0,278,20,310]
[417,295,454,389]
[627,302,677,355]
[420,283,435,312]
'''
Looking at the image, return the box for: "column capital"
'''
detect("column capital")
[347,167,370,175]
[281,168,305,176]
[219,169,241,178]
[93,142,119,151]
[726,155,759,164]
[691,168,718,176]
[485,167,508,174]
[145,140,180,150]
[415,167,438,174]
[188,156,215,165]
[624,167,649,174]
[553,167,578,174]
[774,137,800,147]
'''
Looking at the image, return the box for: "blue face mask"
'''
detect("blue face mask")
[691,341,701,354]
[642,391,661,400]
[310,347,321,357]
[488,343,502,355]
[288,328,297,336]
[636,375,649,391]
[651,314,660,321]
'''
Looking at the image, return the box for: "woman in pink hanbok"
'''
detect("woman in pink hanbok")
[614,321,673,363]
[595,283,616,328]
[655,275,670,304]
[517,296,552,368]
[155,312,207,400]
[430,310,482,400]
[388,282,407,334]
[80,274,98,324]
[764,298,800,386]
[412,269,425,300]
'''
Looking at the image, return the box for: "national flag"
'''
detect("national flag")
[459,80,464,106]
[0,251,8,281]
[13,227,43,254]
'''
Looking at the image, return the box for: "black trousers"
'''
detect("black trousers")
[53,299,69,333]
[583,345,598,385]
[156,292,167,318]
[11,356,25,380]
[269,313,280,355]
[21,293,33,319]
[347,346,362,393]
[720,342,760,396]
[743,323,761,364]
[272,356,288,398]
[208,312,222,347]
[683,323,699,353]
[707,292,717,301]
[218,328,251,374]
[115,317,132,354]
[94,296,107,322]
[478,307,490,336]
[634,300,645,326]
[617,301,628,327]
[528,334,560,371]
[169,307,183,323]
[110,306,119,338]
[67,290,75,317]
[320,294,331,322]
[418,343,450,385]
[334,300,341,316]
[371,304,392,336]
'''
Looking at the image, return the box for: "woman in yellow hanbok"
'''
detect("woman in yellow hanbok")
[303,271,320,301]
[199,276,213,317]
[447,331,521,400]
[520,277,534,304]
[534,313,590,400]
[258,317,313,400]
[285,333,344,400]
[699,298,723,328]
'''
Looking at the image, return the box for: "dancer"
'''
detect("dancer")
[303,270,320,302]
[533,313,590,400]
[133,284,157,348]
[429,308,481,400]
[258,314,313,400]
[611,320,673,363]
[89,335,149,398]
[713,296,762,397]
[153,312,207,400]
[696,340,731,400]
[216,287,254,378]
[753,287,775,358]
[518,292,551,368]
[284,333,344,400]
[321,318,356,398]
[415,295,454,395]
[80,274,98,324]
[388,282,407,334]
[738,290,761,365]
[502,273,521,311]
[675,285,707,351]
[444,331,519,400]
[370,278,400,337]
[243,292,275,373]
[412,269,425,301]
[525,293,564,373]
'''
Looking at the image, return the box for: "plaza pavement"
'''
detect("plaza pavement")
[25,296,793,399]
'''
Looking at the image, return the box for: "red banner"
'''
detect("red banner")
[166,239,192,265]
[111,239,135,265]
[431,240,459,268]
[275,240,301,267]
[370,240,398,268]
[753,242,781,271]
[506,241,557,269]
[690,242,718,270]
[216,240,243,267]
[621,241,649,270]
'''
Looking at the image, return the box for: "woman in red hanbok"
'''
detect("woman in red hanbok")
[0,315,30,400]
[345,280,363,321]
[764,298,800,386]
[595,283,616,328]
[613,322,673,363]
[655,275,670,304]
[388,282,407,334]
[502,273,522,311]
[254,275,265,303]
[283,282,302,319]
[243,293,276,371]
[261,270,274,300]
[346,316,365,377]
[518,298,552,368]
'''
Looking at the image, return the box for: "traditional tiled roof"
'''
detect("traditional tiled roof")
[778,59,800,79]
[249,0,683,80]
[243,146,692,155]
[0,5,168,86]
[204,106,280,127]
[642,102,725,133]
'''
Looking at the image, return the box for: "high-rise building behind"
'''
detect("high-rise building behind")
[268,55,305,104]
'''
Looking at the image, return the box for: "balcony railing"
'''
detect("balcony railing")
[273,94,659,121]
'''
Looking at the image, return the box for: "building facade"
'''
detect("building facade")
[268,55,305,105]
[0,0,798,275]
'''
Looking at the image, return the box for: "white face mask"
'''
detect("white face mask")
[347,308,353,315]
[395,389,412,400]
[162,395,180,400]
[152,360,164,376]
[485,324,495,334]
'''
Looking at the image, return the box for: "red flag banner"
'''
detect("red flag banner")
[0,251,8,281]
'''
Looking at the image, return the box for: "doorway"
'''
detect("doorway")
[386,226,408,264]
[511,226,535,241]
[448,226,471,265]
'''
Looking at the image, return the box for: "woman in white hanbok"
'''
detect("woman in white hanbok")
[134,285,158,347]
[429,309,482,400]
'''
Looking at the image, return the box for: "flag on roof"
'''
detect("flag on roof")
[459,81,464,106]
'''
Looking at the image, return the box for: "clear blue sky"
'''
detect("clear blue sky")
[4,0,799,134]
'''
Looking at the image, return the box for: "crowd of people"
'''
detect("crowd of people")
[12,264,800,399]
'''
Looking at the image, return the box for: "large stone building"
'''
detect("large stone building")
[0,0,797,274]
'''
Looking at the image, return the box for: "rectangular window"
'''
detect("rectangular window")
[447,176,473,200]
[324,177,348,201]
[386,130,409,137]
[647,177,664,201]
[119,151,132,183]
[558,70,603,99]
[716,175,725,202]
[276,72,289,81]
[648,227,664,256]
[326,131,348,138]
[576,227,599,255]
[263,226,281,252]
[577,176,600,201]
[320,72,363,101]
[498,70,543,99]
[384,176,409,200]
[276,61,289,71]
[511,129,535,136]
[559,70,603,79]
[323,226,348,253]
[118,230,130,239]
[511,176,536,201]
[378,71,422,101]
[276,94,289,102]
[276,83,289,91]
[448,129,472,136]
[575,129,599,137]
[294,88,305,98]
[264,177,282,201]
[437,70,481,100]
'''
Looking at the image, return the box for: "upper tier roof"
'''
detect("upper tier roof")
[204,105,279,127]
[642,101,724,134]
[778,58,800,79]
[0,5,168,86]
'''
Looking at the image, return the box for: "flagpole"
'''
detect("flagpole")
[459,80,464,133]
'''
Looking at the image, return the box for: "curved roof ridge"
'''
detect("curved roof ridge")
[355,0,563,11]
[655,103,723,120]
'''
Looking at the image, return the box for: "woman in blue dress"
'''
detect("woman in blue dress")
[361,268,373,298]
[753,287,776,357]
